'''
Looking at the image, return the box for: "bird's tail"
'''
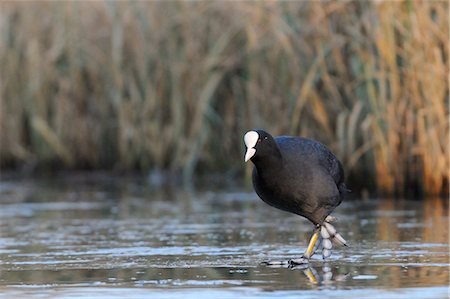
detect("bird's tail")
[315,216,347,259]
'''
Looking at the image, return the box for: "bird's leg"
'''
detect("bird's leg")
[304,226,321,259]
[289,226,321,265]
[291,216,348,265]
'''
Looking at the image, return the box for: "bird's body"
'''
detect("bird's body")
[244,129,348,263]
[251,136,346,225]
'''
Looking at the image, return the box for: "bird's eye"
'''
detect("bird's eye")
[264,136,268,140]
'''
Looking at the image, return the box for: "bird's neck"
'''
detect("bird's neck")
[253,148,283,175]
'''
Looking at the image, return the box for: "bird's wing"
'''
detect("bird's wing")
[302,138,346,191]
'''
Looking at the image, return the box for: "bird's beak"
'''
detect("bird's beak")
[244,148,256,162]
[244,131,259,162]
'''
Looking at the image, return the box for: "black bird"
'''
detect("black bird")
[244,129,348,263]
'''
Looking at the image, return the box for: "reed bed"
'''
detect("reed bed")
[0,1,448,196]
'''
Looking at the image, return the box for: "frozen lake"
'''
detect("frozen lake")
[0,177,448,298]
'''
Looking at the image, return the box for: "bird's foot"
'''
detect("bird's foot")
[325,215,337,223]
[322,222,348,247]
[288,256,309,265]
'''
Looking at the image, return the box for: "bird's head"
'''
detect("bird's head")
[243,129,275,162]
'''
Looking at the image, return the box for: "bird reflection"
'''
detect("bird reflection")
[264,260,349,285]
[289,262,349,285]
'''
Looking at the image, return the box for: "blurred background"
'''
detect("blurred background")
[0,1,448,197]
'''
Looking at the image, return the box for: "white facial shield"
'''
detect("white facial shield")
[244,131,259,162]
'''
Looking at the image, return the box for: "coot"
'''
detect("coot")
[244,129,348,263]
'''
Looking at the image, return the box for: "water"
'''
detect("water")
[0,177,448,298]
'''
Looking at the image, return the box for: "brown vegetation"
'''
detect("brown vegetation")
[0,1,448,196]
